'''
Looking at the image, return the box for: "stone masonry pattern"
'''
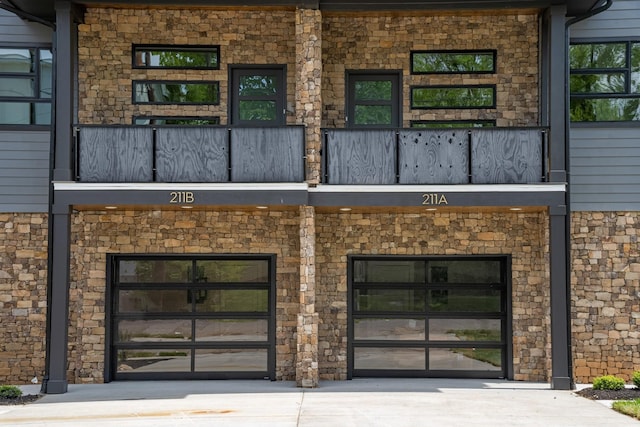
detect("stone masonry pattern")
[572,211,640,383]
[0,213,48,384]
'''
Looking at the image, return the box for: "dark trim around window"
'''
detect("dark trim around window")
[410,85,496,110]
[410,119,496,128]
[132,80,220,105]
[133,115,221,125]
[132,44,220,70]
[410,50,497,74]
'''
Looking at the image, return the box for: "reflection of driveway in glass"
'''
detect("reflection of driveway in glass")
[355,347,499,371]
[122,350,266,373]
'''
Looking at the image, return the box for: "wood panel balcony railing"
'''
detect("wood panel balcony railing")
[322,128,548,185]
[74,125,306,183]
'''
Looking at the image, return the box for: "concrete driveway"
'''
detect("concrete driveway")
[0,379,636,426]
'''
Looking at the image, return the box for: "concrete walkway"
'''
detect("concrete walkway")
[0,379,636,426]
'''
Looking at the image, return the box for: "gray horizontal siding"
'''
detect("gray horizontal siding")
[570,128,640,211]
[0,131,50,213]
[570,0,640,38]
[0,9,52,43]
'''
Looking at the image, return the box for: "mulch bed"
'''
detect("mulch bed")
[576,387,640,400]
[0,394,42,405]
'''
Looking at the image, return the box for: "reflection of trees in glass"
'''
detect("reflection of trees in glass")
[355,81,392,101]
[135,82,219,104]
[135,47,219,69]
[412,51,495,73]
[412,86,494,108]
[238,75,277,121]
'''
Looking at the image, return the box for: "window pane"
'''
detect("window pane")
[354,288,426,312]
[632,43,640,93]
[239,100,276,121]
[195,319,268,341]
[118,289,191,313]
[428,288,501,312]
[428,260,501,283]
[570,73,625,94]
[353,260,425,283]
[0,48,32,73]
[239,75,277,96]
[117,319,192,342]
[134,116,219,125]
[429,347,502,370]
[354,347,425,370]
[134,46,219,69]
[34,102,50,124]
[354,318,425,340]
[117,349,191,372]
[429,318,501,341]
[411,86,495,108]
[0,77,35,97]
[411,120,495,128]
[39,50,53,98]
[0,102,31,124]
[354,80,392,101]
[570,97,640,121]
[570,43,626,69]
[196,260,269,283]
[194,349,267,372]
[133,81,219,104]
[412,51,495,73]
[118,260,191,283]
[354,105,392,125]
[195,289,268,312]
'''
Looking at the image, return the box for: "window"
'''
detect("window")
[133,45,220,69]
[411,50,496,74]
[411,120,496,128]
[410,85,496,109]
[346,71,401,127]
[0,47,52,125]
[133,80,220,105]
[570,40,640,122]
[133,116,220,125]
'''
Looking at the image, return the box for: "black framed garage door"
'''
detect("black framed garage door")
[348,255,512,379]
[106,254,276,381]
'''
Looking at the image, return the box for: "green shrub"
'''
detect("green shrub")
[593,375,626,391]
[0,385,23,399]
[632,371,640,389]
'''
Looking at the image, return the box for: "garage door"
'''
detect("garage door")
[106,255,275,381]
[348,256,511,379]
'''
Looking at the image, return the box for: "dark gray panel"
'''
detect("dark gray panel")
[325,130,396,185]
[570,0,640,35]
[398,130,468,184]
[78,127,153,182]
[230,127,304,182]
[0,9,52,42]
[156,127,229,182]
[471,129,543,184]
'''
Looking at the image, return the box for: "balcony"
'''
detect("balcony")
[74,125,305,183]
[322,128,548,185]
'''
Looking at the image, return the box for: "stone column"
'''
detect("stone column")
[296,205,319,387]
[295,8,322,185]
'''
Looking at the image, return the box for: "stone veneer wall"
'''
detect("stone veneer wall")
[77,8,296,125]
[68,209,300,383]
[572,211,640,383]
[0,213,48,383]
[315,210,551,381]
[322,12,539,128]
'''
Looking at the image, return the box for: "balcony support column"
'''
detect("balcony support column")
[295,7,322,184]
[296,205,319,388]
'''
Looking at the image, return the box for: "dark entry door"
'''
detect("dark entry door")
[230,66,286,125]
[107,255,276,381]
[346,71,401,128]
[349,256,511,379]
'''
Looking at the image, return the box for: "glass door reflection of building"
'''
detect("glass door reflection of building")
[349,256,510,379]
[108,255,275,381]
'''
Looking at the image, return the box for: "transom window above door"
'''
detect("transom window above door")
[346,71,401,128]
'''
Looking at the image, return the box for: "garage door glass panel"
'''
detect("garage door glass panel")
[117,319,192,342]
[353,260,425,283]
[194,349,268,372]
[354,347,425,370]
[355,288,426,312]
[354,318,425,340]
[429,348,502,371]
[194,289,269,312]
[195,319,268,341]
[428,260,501,284]
[119,260,191,283]
[428,288,501,312]
[118,289,191,313]
[429,319,501,341]
[117,349,191,373]
[196,260,269,283]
